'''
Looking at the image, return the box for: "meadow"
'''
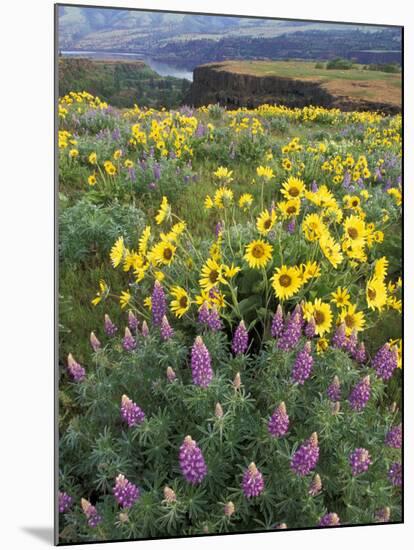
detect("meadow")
[58,91,402,543]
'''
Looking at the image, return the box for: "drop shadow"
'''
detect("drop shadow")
[21,527,54,544]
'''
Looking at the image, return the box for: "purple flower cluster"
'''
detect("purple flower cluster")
[388,462,402,487]
[232,320,249,355]
[81,498,102,528]
[327,376,341,402]
[332,323,346,349]
[304,318,316,339]
[152,281,166,326]
[319,513,340,527]
[89,331,101,352]
[385,424,402,449]
[113,474,140,509]
[161,316,174,341]
[348,448,372,476]
[120,395,145,427]
[104,313,118,336]
[291,432,319,476]
[191,336,213,387]
[348,375,371,411]
[122,327,136,351]
[128,310,139,332]
[268,402,289,438]
[372,344,398,381]
[179,435,207,484]
[271,305,284,338]
[354,342,367,364]
[242,462,265,498]
[59,491,72,513]
[67,353,85,382]
[278,310,302,351]
[291,342,313,384]
[375,507,391,523]
[198,303,223,331]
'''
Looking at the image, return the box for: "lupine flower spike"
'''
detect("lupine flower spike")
[152,281,167,326]
[113,474,140,509]
[122,327,136,351]
[268,402,289,438]
[104,313,118,336]
[232,320,249,355]
[120,394,145,427]
[191,336,213,387]
[291,432,320,476]
[81,498,102,528]
[90,331,101,352]
[179,435,207,485]
[242,462,265,498]
[67,353,85,382]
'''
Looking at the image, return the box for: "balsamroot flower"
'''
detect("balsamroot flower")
[349,448,372,476]
[232,320,249,355]
[122,327,136,351]
[291,432,319,476]
[268,402,289,438]
[326,376,341,402]
[128,310,139,332]
[67,353,85,382]
[242,462,265,498]
[161,315,174,341]
[89,331,101,352]
[191,336,213,387]
[388,462,402,487]
[113,474,140,509]
[120,394,145,427]
[271,305,284,338]
[152,281,166,326]
[308,474,322,496]
[278,310,302,351]
[59,491,72,513]
[319,512,340,527]
[81,498,102,528]
[372,343,398,380]
[385,424,402,449]
[104,313,118,336]
[166,366,177,382]
[291,341,313,384]
[348,375,371,411]
[179,435,207,485]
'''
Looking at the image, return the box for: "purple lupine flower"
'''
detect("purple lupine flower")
[215,221,224,238]
[387,462,402,487]
[166,366,176,382]
[67,353,85,382]
[59,492,72,513]
[291,432,319,476]
[292,341,313,384]
[308,474,322,496]
[287,218,296,234]
[332,323,347,349]
[191,336,213,387]
[148,182,157,190]
[311,180,319,192]
[141,320,150,338]
[348,375,371,412]
[152,281,166,326]
[268,402,289,438]
[375,507,391,523]
[89,331,101,352]
[372,344,398,381]
[104,313,118,336]
[343,330,358,356]
[198,302,210,325]
[385,424,402,449]
[326,376,341,402]
[121,394,145,427]
[349,448,372,476]
[153,163,161,180]
[271,305,284,338]
[342,171,351,189]
[122,327,136,352]
[319,513,340,527]
[128,311,139,332]
[278,311,302,351]
[161,315,174,341]
[113,474,140,509]
[207,306,223,332]
[179,435,207,485]
[353,342,366,364]
[242,462,265,498]
[127,167,136,182]
[232,320,249,355]
[195,123,206,137]
[81,498,102,528]
[304,318,316,339]
[112,128,121,141]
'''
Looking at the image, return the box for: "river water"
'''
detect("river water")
[61,51,193,81]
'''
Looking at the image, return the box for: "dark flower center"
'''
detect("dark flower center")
[289,187,300,197]
[279,274,292,287]
[348,227,359,239]
[179,296,188,308]
[252,244,265,258]
[209,270,219,283]
[163,248,173,260]
[314,310,325,325]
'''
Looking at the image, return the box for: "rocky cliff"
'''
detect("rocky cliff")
[186,63,400,114]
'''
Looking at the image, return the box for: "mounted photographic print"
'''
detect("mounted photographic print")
[55,2,403,545]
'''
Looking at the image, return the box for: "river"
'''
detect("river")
[61,51,193,81]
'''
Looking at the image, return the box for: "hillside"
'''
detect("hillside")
[58,57,191,108]
[186,60,401,113]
